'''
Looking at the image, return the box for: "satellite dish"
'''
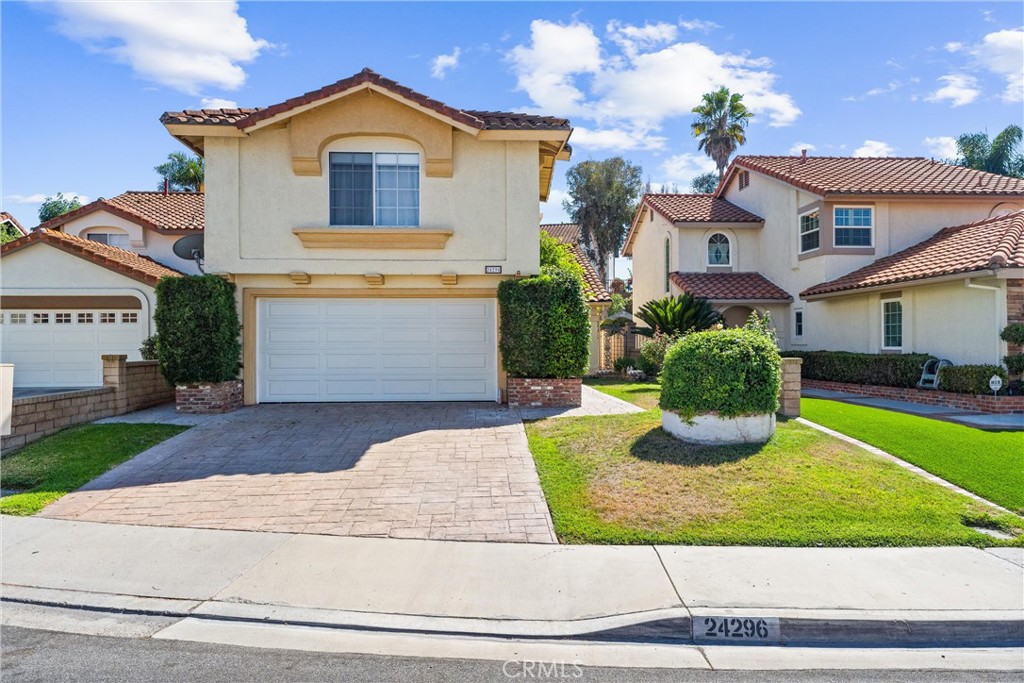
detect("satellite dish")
[172,234,205,272]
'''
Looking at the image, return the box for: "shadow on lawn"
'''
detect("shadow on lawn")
[629,425,768,467]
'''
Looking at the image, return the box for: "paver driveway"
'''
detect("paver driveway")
[41,403,556,543]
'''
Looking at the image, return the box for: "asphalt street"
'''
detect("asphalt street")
[3,626,1022,683]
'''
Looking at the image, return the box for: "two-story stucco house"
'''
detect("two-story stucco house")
[0,192,200,387]
[625,155,1024,365]
[160,69,572,404]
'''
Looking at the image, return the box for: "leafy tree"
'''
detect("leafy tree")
[634,294,723,337]
[539,230,584,280]
[38,193,82,223]
[1,222,23,244]
[155,152,205,192]
[953,125,1024,178]
[690,172,719,193]
[691,87,754,179]
[563,157,644,283]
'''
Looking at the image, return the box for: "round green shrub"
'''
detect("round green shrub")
[660,328,781,420]
[1000,323,1024,346]
[1004,354,1024,377]
[155,275,241,385]
[498,269,590,378]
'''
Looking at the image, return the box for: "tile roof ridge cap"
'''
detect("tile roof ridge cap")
[989,212,1024,268]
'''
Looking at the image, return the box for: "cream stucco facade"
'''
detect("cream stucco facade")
[628,165,1022,366]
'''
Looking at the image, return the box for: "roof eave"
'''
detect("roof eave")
[801,269,999,301]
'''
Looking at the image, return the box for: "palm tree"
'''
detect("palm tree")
[953,125,1024,178]
[634,294,723,337]
[155,152,205,192]
[691,87,754,179]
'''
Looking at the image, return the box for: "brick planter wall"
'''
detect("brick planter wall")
[1,355,174,452]
[507,377,582,408]
[176,380,244,414]
[804,379,1024,414]
[779,357,802,417]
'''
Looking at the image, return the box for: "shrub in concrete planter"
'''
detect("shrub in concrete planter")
[660,328,781,445]
[155,275,242,414]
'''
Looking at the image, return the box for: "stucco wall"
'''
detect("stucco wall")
[59,210,201,275]
[630,208,675,312]
[204,95,541,277]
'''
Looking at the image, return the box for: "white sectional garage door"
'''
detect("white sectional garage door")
[1,309,145,387]
[256,298,498,402]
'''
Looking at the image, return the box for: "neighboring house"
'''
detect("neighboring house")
[1,212,28,243]
[0,230,182,386]
[161,68,572,403]
[35,190,205,275]
[625,155,1024,365]
[541,223,612,374]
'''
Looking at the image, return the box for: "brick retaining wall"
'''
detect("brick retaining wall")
[176,380,244,414]
[804,379,1024,414]
[507,378,582,408]
[780,357,802,418]
[1,355,174,452]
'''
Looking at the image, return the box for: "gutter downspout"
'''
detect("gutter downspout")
[965,274,1003,365]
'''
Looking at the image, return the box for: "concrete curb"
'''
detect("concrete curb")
[5,584,1021,648]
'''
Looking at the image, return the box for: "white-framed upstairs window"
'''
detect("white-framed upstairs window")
[834,206,873,248]
[799,210,820,253]
[87,232,131,249]
[881,298,903,351]
[329,152,420,227]
[793,308,805,343]
[707,233,731,266]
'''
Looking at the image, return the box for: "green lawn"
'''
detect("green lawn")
[585,378,661,410]
[802,398,1024,515]
[0,424,188,515]
[527,380,1024,546]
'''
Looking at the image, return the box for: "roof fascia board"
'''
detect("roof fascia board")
[477,129,571,142]
[674,220,765,229]
[802,270,996,301]
[163,124,247,138]
[822,192,1024,202]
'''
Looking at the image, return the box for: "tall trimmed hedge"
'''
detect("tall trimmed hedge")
[660,328,781,420]
[938,365,1008,394]
[785,350,931,388]
[155,275,241,385]
[498,270,589,378]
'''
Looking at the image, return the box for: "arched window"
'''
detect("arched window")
[707,233,731,266]
[664,237,671,293]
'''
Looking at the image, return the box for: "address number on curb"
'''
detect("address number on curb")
[696,616,781,643]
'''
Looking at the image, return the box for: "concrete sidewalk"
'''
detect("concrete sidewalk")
[3,516,1022,648]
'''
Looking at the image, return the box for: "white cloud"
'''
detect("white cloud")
[679,18,721,33]
[660,153,717,184]
[925,73,981,106]
[540,188,571,224]
[843,80,901,102]
[5,192,90,204]
[923,136,958,159]
[44,1,269,95]
[507,19,800,153]
[944,41,964,53]
[431,47,461,79]
[971,29,1023,103]
[200,97,238,109]
[853,140,895,157]
[571,126,667,151]
[788,142,816,155]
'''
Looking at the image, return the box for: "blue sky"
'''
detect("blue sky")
[3,1,1022,230]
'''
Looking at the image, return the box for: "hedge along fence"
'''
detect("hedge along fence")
[155,275,241,385]
[785,350,931,389]
[938,365,1008,395]
[498,269,590,378]
[660,328,782,421]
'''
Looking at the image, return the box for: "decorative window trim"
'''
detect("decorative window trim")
[328,151,420,228]
[834,205,874,248]
[881,298,903,351]
[798,209,821,254]
[706,233,732,267]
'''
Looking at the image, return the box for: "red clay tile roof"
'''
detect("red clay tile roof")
[1,212,28,236]
[161,69,572,132]
[37,191,204,233]
[541,223,611,303]
[1,229,184,286]
[801,210,1024,298]
[720,156,1024,198]
[645,194,764,223]
[671,272,792,302]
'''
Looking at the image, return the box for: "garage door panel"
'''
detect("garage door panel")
[258,297,497,402]
[265,301,320,317]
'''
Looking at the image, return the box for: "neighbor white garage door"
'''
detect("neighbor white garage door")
[256,298,498,402]
[1,309,145,387]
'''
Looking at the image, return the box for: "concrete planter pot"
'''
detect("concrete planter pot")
[175,380,244,415]
[661,410,775,445]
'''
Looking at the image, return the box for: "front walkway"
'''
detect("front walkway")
[43,403,558,543]
[802,388,1024,430]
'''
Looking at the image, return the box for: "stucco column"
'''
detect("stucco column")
[779,357,802,417]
